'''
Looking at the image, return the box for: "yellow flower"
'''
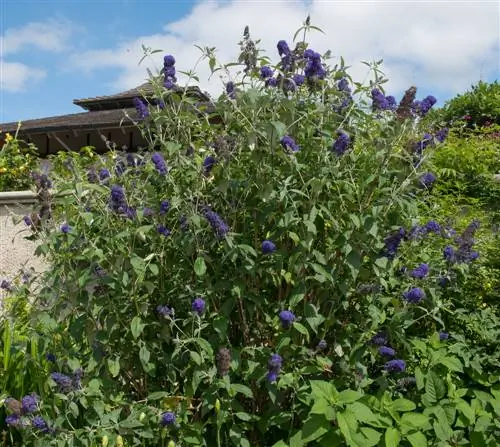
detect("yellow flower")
[5,133,13,142]
[0,167,7,174]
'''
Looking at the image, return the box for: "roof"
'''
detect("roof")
[0,108,139,134]
[73,82,211,111]
[0,101,218,134]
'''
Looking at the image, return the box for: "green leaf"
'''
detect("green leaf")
[400,413,430,429]
[231,384,253,399]
[235,412,252,421]
[406,431,427,447]
[301,414,330,443]
[392,398,416,412]
[438,356,463,372]
[384,427,400,447]
[414,367,425,390]
[310,380,338,404]
[194,256,207,276]
[424,372,445,404]
[346,251,361,279]
[130,316,145,340]
[360,427,381,447]
[310,398,336,420]
[338,389,363,404]
[139,345,150,368]
[107,357,120,377]
[293,322,310,341]
[147,391,168,400]
[347,402,378,425]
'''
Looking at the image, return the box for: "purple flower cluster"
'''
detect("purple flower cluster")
[159,200,170,215]
[338,78,351,93]
[109,185,127,212]
[443,246,455,262]
[425,220,441,234]
[450,220,480,263]
[412,95,437,116]
[279,310,295,329]
[99,168,110,182]
[403,287,426,304]
[151,152,168,175]
[265,77,278,88]
[371,89,397,112]
[133,97,149,120]
[435,127,449,143]
[203,155,217,176]
[280,135,300,153]
[383,228,405,259]
[50,372,74,393]
[21,394,39,414]
[332,131,351,156]
[262,239,276,254]
[410,263,429,279]
[157,305,174,318]
[379,346,396,357]
[385,359,406,373]
[439,331,449,341]
[303,49,326,80]
[31,416,50,433]
[163,54,177,89]
[160,411,176,427]
[317,340,327,351]
[260,66,274,79]
[370,332,388,346]
[157,225,171,237]
[277,40,293,72]
[23,215,32,226]
[202,208,230,238]
[192,297,206,315]
[414,133,434,155]
[420,172,437,188]
[60,222,71,234]
[1,279,12,291]
[226,81,236,99]
[267,353,283,382]
[293,74,305,87]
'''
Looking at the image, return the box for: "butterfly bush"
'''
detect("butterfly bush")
[13,20,489,447]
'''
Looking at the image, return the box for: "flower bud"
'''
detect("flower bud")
[101,435,109,447]
[167,442,176,447]
[116,435,124,447]
[139,412,146,422]
[215,399,221,413]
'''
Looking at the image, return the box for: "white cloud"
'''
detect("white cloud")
[69,0,500,100]
[0,60,46,92]
[0,19,75,56]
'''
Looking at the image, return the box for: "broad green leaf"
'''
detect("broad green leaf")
[347,402,378,424]
[301,414,330,443]
[400,413,430,429]
[360,427,381,447]
[392,398,416,412]
[406,431,427,447]
[310,380,338,404]
[438,356,463,372]
[147,391,168,400]
[384,427,400,447]
[107,357,120,377]
[194,256,207,276]
[231,384,253,399]
[338,389,364,404]
[293,322,310,341]
[424,372,445,404]
[130,316,145,340]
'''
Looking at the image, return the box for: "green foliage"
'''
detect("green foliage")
[1,22,499,447]
[437,80,500,129]
[0,131,38,191]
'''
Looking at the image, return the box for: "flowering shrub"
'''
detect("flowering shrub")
[0,131,38,191]
[2,20,499,446]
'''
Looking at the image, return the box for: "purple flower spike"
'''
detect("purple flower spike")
[385,359,406,373]
[192,297,206,315]
[279,310,295,329]
[261,240,276,254]
[403,287,426,304]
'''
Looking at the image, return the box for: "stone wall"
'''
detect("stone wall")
[0,191,46,301]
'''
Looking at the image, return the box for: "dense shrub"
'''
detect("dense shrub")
[0,132,38,191]
[1,22,499,447]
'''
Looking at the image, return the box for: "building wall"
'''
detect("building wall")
[0,193,47,303]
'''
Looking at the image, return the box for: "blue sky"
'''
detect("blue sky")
[1,0,499,124]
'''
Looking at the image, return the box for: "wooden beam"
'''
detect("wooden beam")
[49,132,72,152]
[72,129,79,137]
[120,126,126,135]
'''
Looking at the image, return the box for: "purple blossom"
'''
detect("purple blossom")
[403,287,426,304]
[32,416,50,433]
[46,353,56,363]
[277,40,291,56]
[110,185,126,211]
[280,135,300,153]
[443,246,455,262]
[265,77,278,87]
[410,263,429,279]
[379,346,396,357]
[60,223,71,234]
[260,66,274,79]
[439,331,449,341]
[50,372,73,393]
[0,279,12,291]
[5,414,20,426]
[157,225,171,237]
[23,215,32,226]
[370,332,388,346]
[384,359,406,373]
[87,169,98,183]
[435,127,449,143]
[157,305,174,318]
[99,168,110,181]
[413,95,437,116]
[414,133,434,154]
[261,240,276,254]
[279,310,295,329]
[203,208,230,237]
[203,155,217,176]
[133,97,149,120]
[226,81,235,99]
[160,411,176,427]
[143,207,154,218]
[163,55,175,67]
[332,131,351,156]
[438,276,450,288]
[371,89,391,111]
[267,353,283,382]
[303,49,326,80]
[163,54,177,89]
[425,220,441,234]
[151,152,168,175]
[293,74,305,86]
[420,172,436,188]
[21,394,39,414]
[337,78,351,93]
[192,297,206,315]
[383,228,405,259]
[159,200,170,215]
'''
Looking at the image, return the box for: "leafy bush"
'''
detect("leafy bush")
[436,80,500,129]
[2,21,499,447]
[0,131,39,191]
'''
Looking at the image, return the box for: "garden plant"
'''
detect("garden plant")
[1,20,499,447]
